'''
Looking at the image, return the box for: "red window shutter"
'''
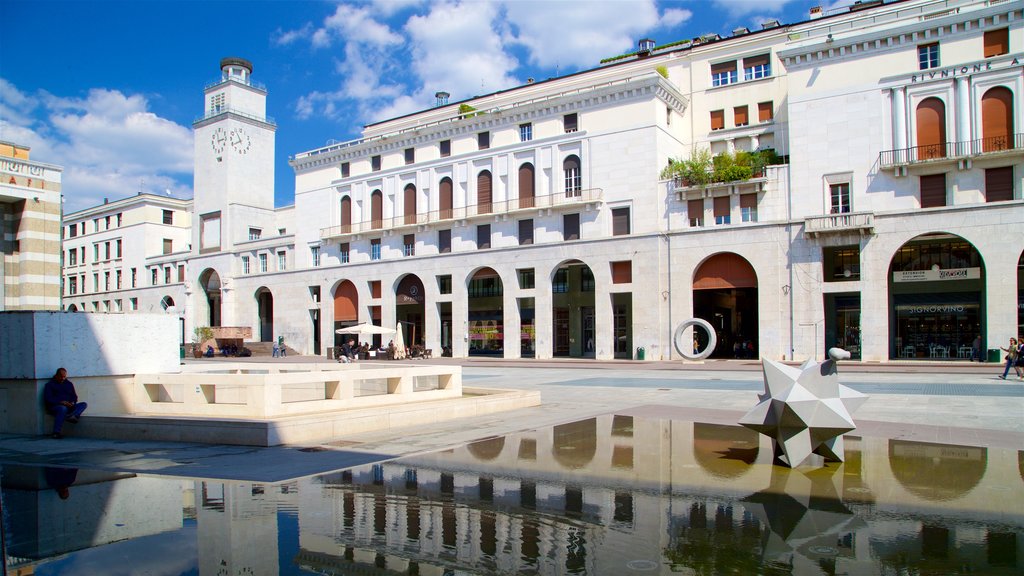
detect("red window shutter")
[713,196,730,217]
[611,261,632,284]
[734,106,748,126]
[710,110,724,130]
[915,98,946,159]
[742,54,769,68]
[920,174,946,208]
[981,87,1013,152]
[984,28,1008,58]
[758,102,773,123]
[740,194,757,209]
[710,60,735,74]
[985,167,1013,202]
[477,171,492,213]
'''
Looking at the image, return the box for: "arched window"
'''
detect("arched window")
[519,163,535,209]
[563,155,581,197]
[340,196,352,233]
[370,189,383,229]
[477,170,492,214]
[161,295,175,311]
[915,98,946,160]
[981,86,1014,152]
[439,178,454,219]
[404,184,417,225]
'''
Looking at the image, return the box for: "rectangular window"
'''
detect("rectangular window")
[311,245,320,266]
[150,269,157,286]
[69,276,77,295]
[116,213,122,227]
[714,196,731,225]
[710,109,725,131]
[200,212,221,252]
[520,123,533,142]
[758,101,774,123]
[985,167,1013,202]
[983,28,1008,58]
[711,60,737,86]
[259,253,268,272]
[162,238,172,254]
[371,239,381,260]
[823,245,861,281]
[437,275,452,295]
[104,271,110,291]
[829,183,851,214]
[918,43,939,70]
[94,218,100,232]
[581,267,595,292]
[68,250,77,266]
[518,219,533,245]
[369,281,381,298]
[115,299,122,312]
[742,54,771,80]
[404,147,415,165]
[403,234,415,256]
[733,105,748,127]
[477,224,491,249]
[69,223,77,237]
[371,155,382,171]
[278,251,287,271]
[130,298,138,311]
[104,216,110,230]
[93,273,99,291]
[612,207,630,236]
[162,209,173,225]
[478,132,490,150]
[116,239,122,258]
[740,193,758,222]
[248,227,261,241]
[164,267,171,284]
[440,139,451,157]
[563,113,578,133]
[341,162,350,178]
[920,173,946,208]
[611,261,632,284]
[553,268,569,293]
[563,213,580,241]
[93,244,99,262]
[131,268,137,288]
[79,247,85,263]
[116,269,122,289]
[517,268,535,289]
[176,265,184,283]
[104,241,111,260]
[242,256,250,274]
[340,242,350,263]
[438,229,452,254]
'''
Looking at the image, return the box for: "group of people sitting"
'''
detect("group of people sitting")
[336,339,430,362]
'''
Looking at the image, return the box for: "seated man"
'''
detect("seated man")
[204,345,215,358]
[43,368,87,439]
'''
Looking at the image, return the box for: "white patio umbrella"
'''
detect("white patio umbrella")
[334,322,397,337]
[393,322,407,360]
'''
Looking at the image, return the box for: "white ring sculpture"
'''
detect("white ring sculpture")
[674,318,717,361]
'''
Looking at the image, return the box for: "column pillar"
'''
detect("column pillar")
[892,86,907,150]
[956,76,972,154]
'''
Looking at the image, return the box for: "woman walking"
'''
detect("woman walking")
[999,337,1018,380]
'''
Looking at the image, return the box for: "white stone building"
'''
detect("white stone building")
[73,0,1024,362]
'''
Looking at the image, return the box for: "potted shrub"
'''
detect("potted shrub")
[192,326,214,358]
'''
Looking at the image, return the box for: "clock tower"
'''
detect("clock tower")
[192,57,276,253]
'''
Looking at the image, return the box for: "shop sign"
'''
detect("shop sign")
[893,267,980,283]
[896,304,969,315]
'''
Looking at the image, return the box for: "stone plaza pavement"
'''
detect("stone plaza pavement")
[0,357,1021,483]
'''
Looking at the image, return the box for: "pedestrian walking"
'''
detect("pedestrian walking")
[999,337,1017,379]
[971,334,983,362]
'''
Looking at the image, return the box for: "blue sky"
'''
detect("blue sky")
[1,0,823,213]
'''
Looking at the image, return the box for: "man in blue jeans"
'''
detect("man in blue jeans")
[43,368,87,439]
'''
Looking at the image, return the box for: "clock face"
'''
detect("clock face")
[230,128,252,154]
[210,127,227,154]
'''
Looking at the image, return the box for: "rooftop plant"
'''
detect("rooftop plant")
[662,148,780,187]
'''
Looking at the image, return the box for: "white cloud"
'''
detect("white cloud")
[660,8,693,28]
[504,0,661,69]
[0,80,194,213]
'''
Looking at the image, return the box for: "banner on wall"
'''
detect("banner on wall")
[893,267,981,283]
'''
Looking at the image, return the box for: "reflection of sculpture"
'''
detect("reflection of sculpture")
[739,355,866,467]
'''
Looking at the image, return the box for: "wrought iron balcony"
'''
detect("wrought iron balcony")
[804,211,874,238]
[879,133,1023,169]
[321,188,602,240]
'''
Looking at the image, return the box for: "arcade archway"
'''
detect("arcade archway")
[395,274,425,348]
[333,280,358,347]
[551,260,596,358]
[198,268,222,327]
[692,253,758,358]
[256,287,273,342]
[468,267,503,356]
[889,232,985,360]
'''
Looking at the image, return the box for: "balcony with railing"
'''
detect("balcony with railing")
[804,211,875,238]
[321,188,602,241]
[879,133,1023,169]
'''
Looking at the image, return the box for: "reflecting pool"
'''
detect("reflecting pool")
[3,414,1023,575]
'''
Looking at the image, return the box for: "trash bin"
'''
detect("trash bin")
[636,347,645,361]
[987,349,1001,363]
[179,345,185,360]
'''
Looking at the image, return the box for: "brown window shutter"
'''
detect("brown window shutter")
[404,185,417,225]
[710,110,724,130]
[477,171,492,213]
[984,28,1009,58]
[519,219,533,245]
[688,199,703,223]
[758,101,773,123]
[710,60,736,74]
[734,105,748,126]
[519,163,535,208]
[439,178,453,219]
[915,98,946,159]
[743,54,770,68]
[371,190,383,228]
[564,214,580,240]
[612,207,630,236]
[985,167,1013,202]
[611,261,632,284]
[341,196,352,231]
[920,173,946,208]
[713,196,730,217]
[740,194,757,209]
[981,87,1013,152]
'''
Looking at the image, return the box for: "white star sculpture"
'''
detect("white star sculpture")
[739,355,867,468]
